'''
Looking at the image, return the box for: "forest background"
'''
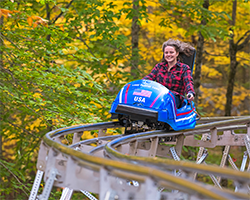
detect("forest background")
[0,0,250,199]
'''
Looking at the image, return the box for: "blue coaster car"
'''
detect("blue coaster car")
[110,79,197,131]
[110,48,198,132]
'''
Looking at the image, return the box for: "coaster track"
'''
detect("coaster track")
[29,116,250,200]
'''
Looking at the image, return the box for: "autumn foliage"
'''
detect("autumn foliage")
[0,0,249,199]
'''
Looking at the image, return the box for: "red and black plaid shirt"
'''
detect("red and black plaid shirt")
[143,61,195,102]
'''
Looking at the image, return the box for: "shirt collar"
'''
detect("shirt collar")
[161,61,181,69]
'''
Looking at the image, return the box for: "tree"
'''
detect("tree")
[194,0,209,106]
[131,0,140,77]
[0,0,4,192]
[195,0,250,116]
[0,0,127,198]
[225,0,250,116]
[0,3,4,160]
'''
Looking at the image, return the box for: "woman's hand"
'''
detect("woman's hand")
[187,93,194,101]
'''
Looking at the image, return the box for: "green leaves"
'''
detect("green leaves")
[1,0,249,198]
[1,2,119,197]
[159,0,230,41]
[122,0,149,21]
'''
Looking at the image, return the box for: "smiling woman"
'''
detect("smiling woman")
[164,46,179,70]
[144,39,195,109]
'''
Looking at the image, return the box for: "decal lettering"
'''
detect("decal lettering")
[140,84,151,88]
[152,86,160,91]
[134,96,146,103]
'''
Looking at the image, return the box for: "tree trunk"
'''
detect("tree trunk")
[225,46,237,116]
[223,0,237,187]
[0,14,3,161]
[225,0,237,116]
[0,12,4,190]
[131,0,140,77]
[194,0,209,106]
[46,3,51,41]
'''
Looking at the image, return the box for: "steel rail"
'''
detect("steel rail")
[32,116,250,200]
[198,116,248,123]
[69,135,121,148]
[104,129,250,182]
[185,116,250,133]
[50,121,121,138]
[47,116,250,139]
[104,117,250,176]
[42,131,246,200]
[75,124,248,151]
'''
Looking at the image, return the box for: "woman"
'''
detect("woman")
[143,39,195,108]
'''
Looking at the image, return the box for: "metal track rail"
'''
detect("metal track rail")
[29,116,250,200]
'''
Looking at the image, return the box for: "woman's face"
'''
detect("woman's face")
[164,46,179,64]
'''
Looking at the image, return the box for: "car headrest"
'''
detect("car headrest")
[179,49,196,74]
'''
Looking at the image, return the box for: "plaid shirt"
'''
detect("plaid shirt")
[143,61,195,102]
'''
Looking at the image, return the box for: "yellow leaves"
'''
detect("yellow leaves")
[81,131,96,140]
[33,92,42,99]
[55,23,65,31]
[104,111,110,118]
[90,101,102,109]
[51,118,60,127]
[81,128,121,140]
[107,63,125,74]
[0,8,48,28]
[0,8,19,18]
[93,132,98,138]
[62,48,68,54]
[92,61,127,83]
[199,85,250,116]
[201,65,222,79]
[3,116,44,160]
[232,86,250,107]
[2,137,17,160]
[26,118,42,131]
[213,55,230,65]
[74,83,81,88]
[0,9,13,18]
[61,45,77,55]
[32,92,45,108]
[27,16,33,26]
[145,1,159,7]
[199,86,226,117]
[27,15,48,28]
[237,51,250,66]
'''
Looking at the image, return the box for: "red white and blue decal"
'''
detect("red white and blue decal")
[133,89,152,98]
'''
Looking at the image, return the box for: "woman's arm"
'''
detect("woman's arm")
[143,63,160,81]
[182,65,195,96]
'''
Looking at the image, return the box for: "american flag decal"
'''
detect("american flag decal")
[133,90,152,97]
